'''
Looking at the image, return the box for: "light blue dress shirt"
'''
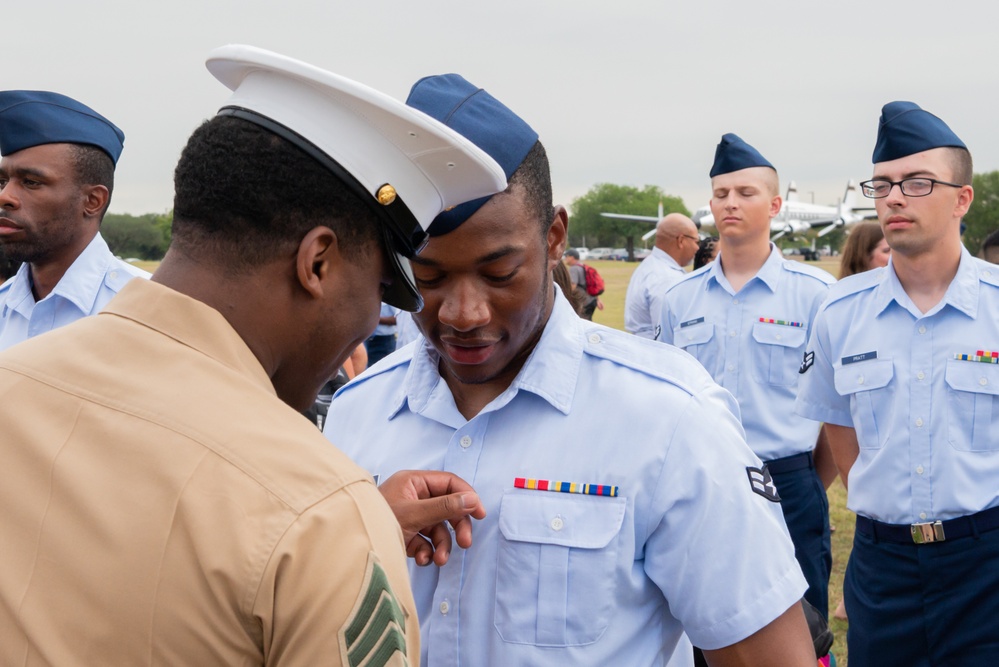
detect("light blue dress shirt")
[0,233,149,351]
[659,244,834,461]
[624,247,686,339]
[795,249,999,524]
[325,290,806,665]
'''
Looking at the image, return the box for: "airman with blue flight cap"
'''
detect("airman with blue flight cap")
[326,73,817,666]
[0,90,147,351]
[660,128,837,656]
[795,102,998,667]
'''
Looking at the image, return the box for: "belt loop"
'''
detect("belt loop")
[870,520,880,544]
[970,514,981,540]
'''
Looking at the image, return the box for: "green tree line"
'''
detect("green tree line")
[101,211,172,260]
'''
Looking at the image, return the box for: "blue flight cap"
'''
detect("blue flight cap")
[0,90,124,164]
[406,74,538,236]
[872,101,966,163]
[710,133,774,177]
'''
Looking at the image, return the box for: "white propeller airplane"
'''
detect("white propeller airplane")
[602,181,875,242]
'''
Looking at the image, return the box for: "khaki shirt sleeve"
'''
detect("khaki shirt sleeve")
[254,479,419,667]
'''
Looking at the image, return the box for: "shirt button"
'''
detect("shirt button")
[109,271,118,280]
[459,435,472,449]
[916,465,924,475]
[588,333,601,344]
[729,330,737,337]
[727,364,735,372]
[733,298,740,305]
[981,377,989,387]
[917,371,925,380]
[439,600,450,615]
[919,512,927,520]
[775,333,782,340]
[915,418,924,428]
[550,516,564,531]
[857,375,865,385]
[918,325,927,334]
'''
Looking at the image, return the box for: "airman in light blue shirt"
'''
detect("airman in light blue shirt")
[796,101,999,666]
[0,90,147,351]
[325,74,816,667]
[658,134,835,624]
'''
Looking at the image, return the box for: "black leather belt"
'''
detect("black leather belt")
[764,451,813,475]
[856,505,999,545]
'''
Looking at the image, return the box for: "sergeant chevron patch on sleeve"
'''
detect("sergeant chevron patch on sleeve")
[747,465,781,502]
[338,552,409,667]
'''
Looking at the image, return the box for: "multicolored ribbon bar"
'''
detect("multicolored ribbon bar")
[955,350,999,364]
[514,477,618,497]
[758,317,804,327]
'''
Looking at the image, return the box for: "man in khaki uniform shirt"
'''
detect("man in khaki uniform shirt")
[0,45,503,666]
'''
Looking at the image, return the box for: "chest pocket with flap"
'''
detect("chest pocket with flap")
[495,491,626,647]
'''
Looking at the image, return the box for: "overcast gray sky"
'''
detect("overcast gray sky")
[7,1,998,219]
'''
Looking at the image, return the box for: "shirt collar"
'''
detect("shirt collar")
[652,246,684,272]
[2,234,114,318]
[705,242,783,294]
[101,279,275,394]
[393,287,585,423]
[874,246,981,319]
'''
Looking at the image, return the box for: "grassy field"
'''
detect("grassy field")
[589,257,851,663]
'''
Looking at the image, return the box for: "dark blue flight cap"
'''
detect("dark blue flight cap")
[872,101,966,164]
[710,133,774,177]
[0,90,124,164]
[406,74,538,236]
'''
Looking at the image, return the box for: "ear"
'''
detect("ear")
[547,206,569,270]
[769,194,783,219]
[296,226,338,299]
[81,185,110,219]
[954,185,974,219]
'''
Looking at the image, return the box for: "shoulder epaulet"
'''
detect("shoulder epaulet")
[104,261,151,292]
[976,260,999,288]
[579,322,714,396]
[782,258,836,285]
[665,264,710,295]
[822,267,883,306]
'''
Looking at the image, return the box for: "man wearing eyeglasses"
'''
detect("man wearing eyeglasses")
[658,134,837,628]
[796,101,999,666]
[624,212,698,339]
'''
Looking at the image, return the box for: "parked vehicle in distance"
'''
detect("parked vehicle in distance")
[633,248,652,260]
[573,247,590,260]
[608,248,629,261]
[587,247,614,260]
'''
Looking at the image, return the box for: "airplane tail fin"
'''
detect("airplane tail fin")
[786,180,799,202]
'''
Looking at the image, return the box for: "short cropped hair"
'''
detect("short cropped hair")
[171,116,378,272]
[948,147,974,186]
[507,141,553,237]
[70,144,115,217]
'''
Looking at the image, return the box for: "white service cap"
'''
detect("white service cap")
[205,44,507,311]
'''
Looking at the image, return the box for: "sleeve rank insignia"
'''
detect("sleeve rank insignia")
[747,465,781,502]
[338,552,409,667]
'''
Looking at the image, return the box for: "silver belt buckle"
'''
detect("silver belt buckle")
[910,520,946,544]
